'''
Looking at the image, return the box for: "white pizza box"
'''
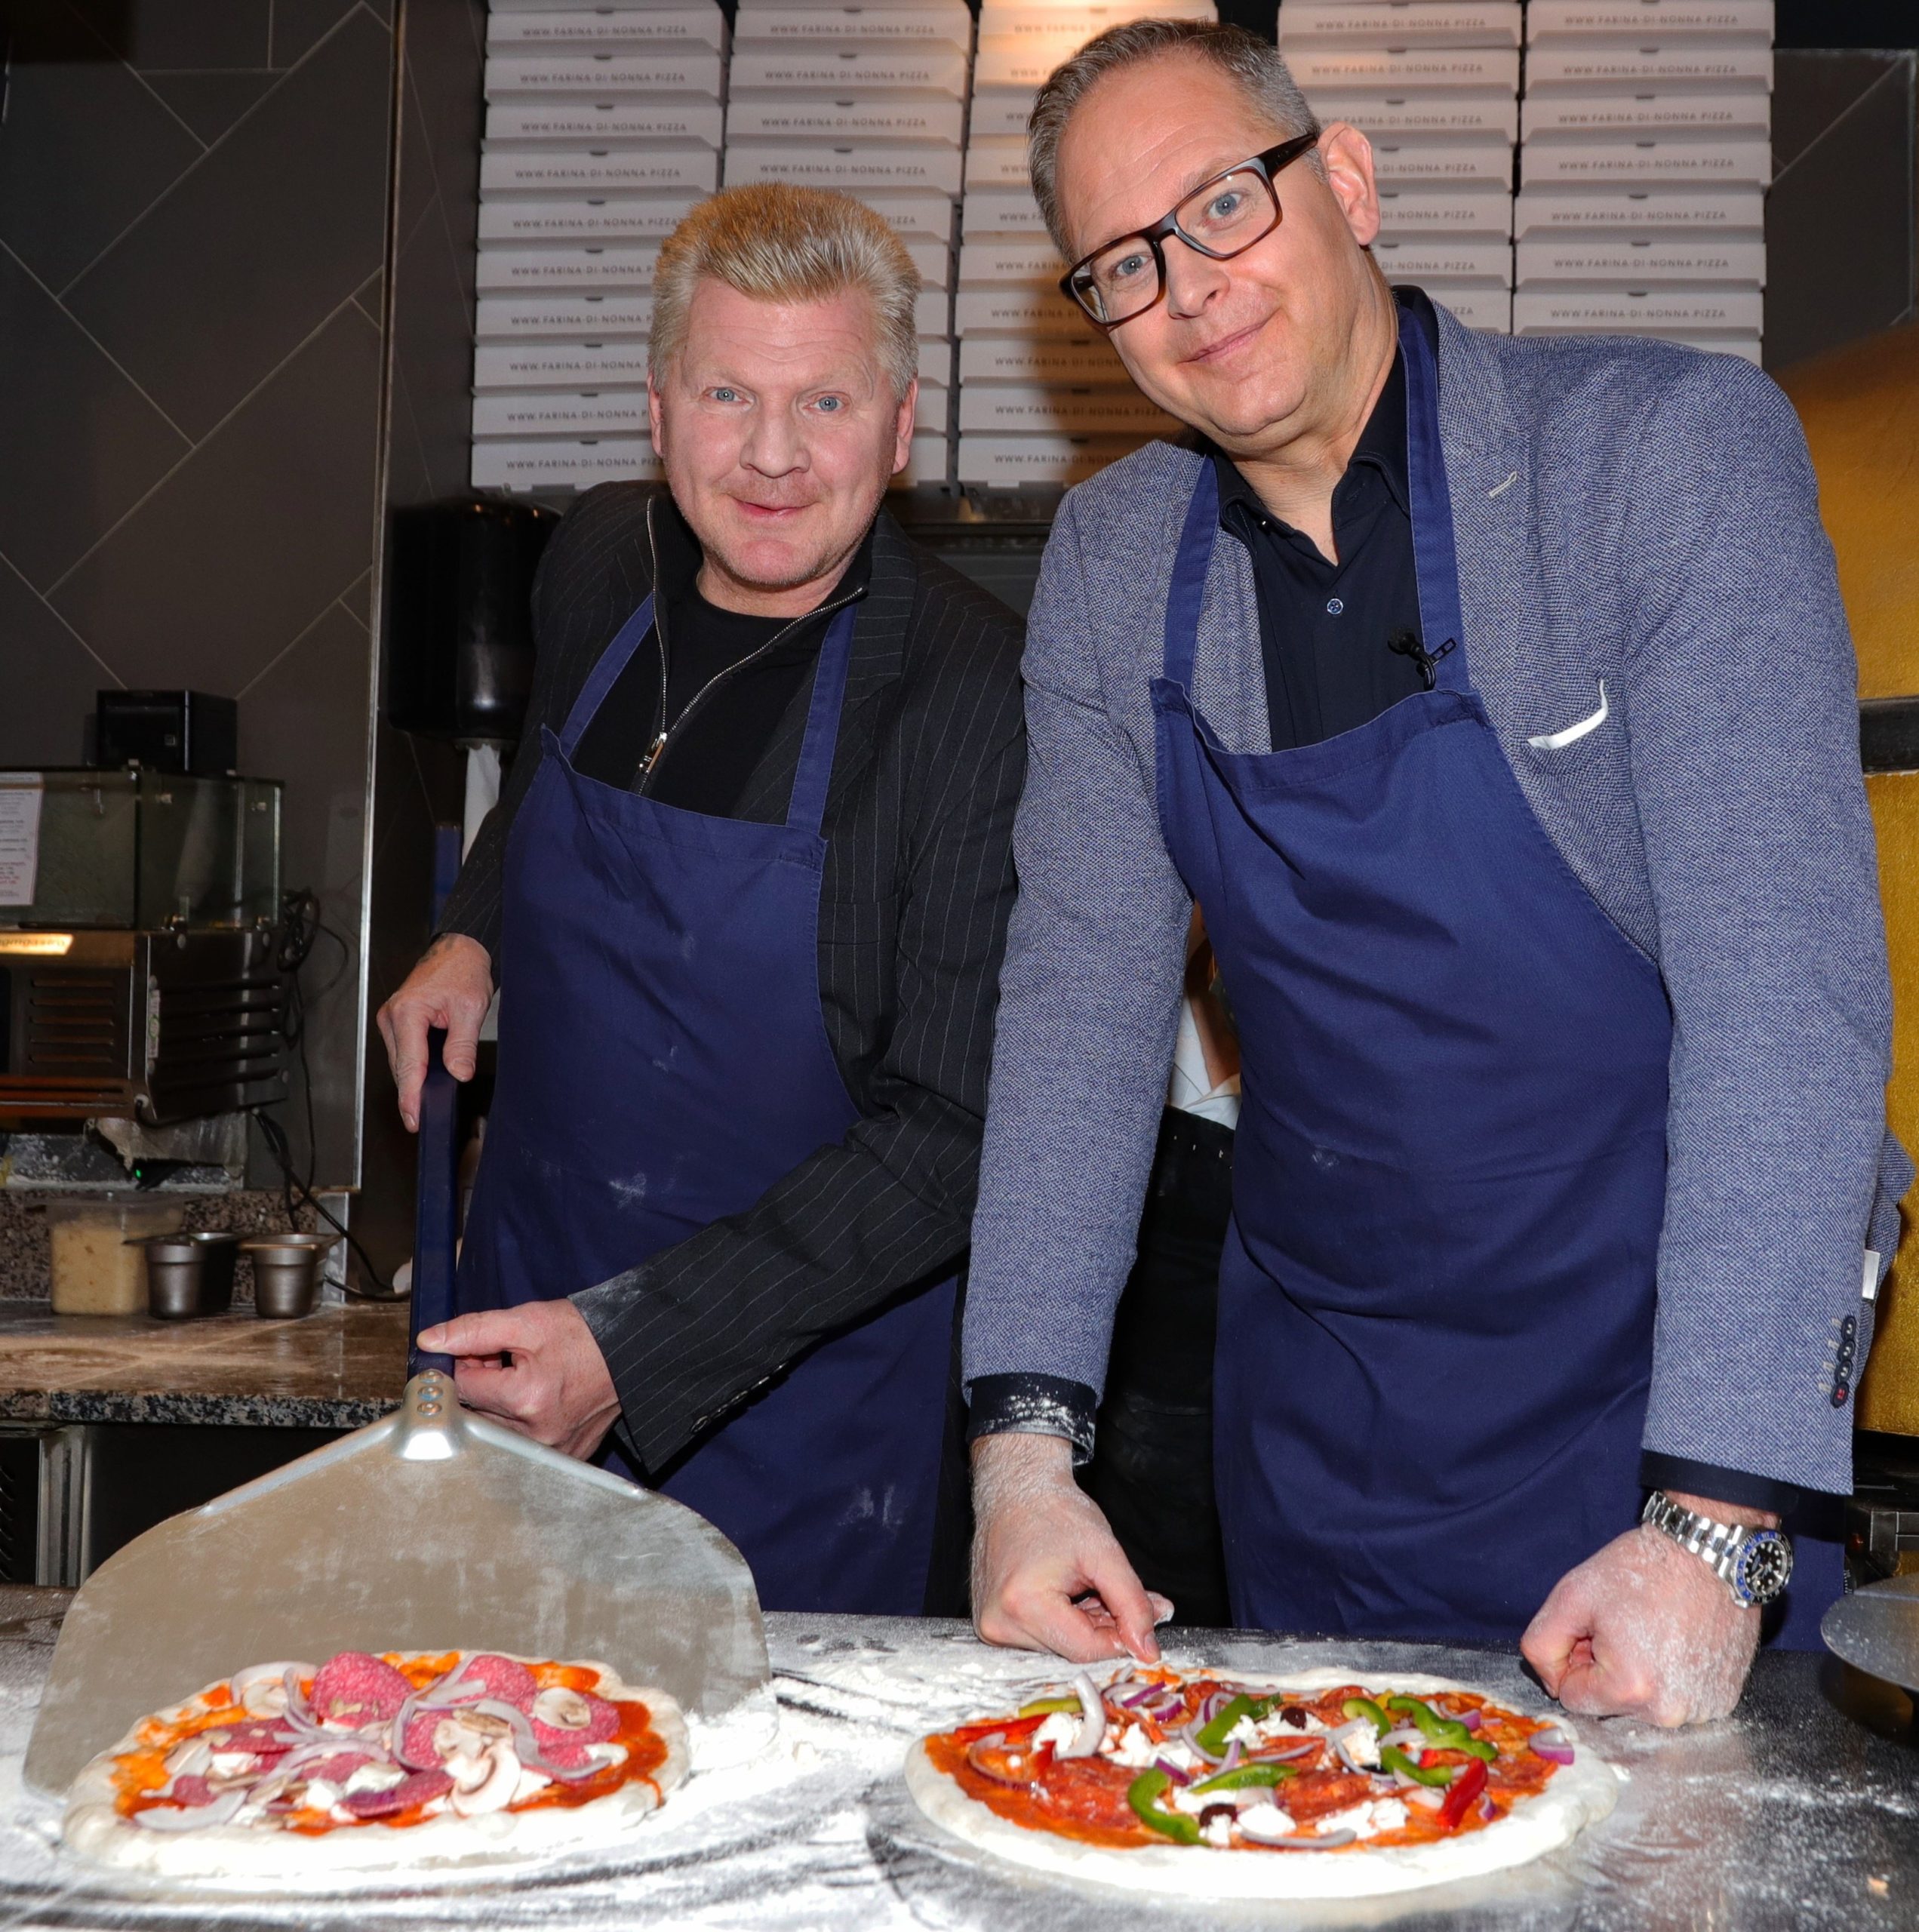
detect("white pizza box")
[1310,90,1519,141]
[968,87,1039,139]
[1513,185,1764,235]
[973,34,1099,91]
[724,93,964,143]
[958,383,1179,436]
[1524,44,1773,92]
[480,143,720,195]
[1511,322,1764,365]
[1367,135,1514,189]
[484,50,727,97]
[474,339,655,390]
[1283,47,1521,93]
[978,0,1215,32]
[1372,184,1513,237]
[1526,0,1773,41]
[911,380,952,435]
[733,4,973,50]
[1515,232,1767,285]
[955,285,1086,335]
[476,291,658,340]
[486,6,727,51]
[471,435,661,491]
[472,389,651,438]
[727,44,969,94]
[1521,134,1772,190]
[890,434,954,490]
[957,432,1144,486]
[723,140,965,197]
[1413,280,1513,331]
[920,336,956,386]
[1371,232,1512,285]
[1512,285,1764,333]
[1521,90,1770,140]
[964,137,1034,192]
[1278,2,1522,48]
[477,193,704,245]
[916,288,952,335]
[959,235,1066,285]
[862,189,959,242]
[959,331,1127,384]
[484,97,726,146]
[475,243,663,294]
[962,186,1049,236]
[905,238,953,289]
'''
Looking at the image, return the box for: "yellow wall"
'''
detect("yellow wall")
[1781,326,1919,1432]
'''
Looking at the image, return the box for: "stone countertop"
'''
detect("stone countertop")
[1,1589,1916,1929]
[0,1303,409,1429]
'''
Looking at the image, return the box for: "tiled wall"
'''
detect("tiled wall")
[0,0,413,1203]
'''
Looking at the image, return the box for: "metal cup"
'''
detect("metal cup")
[241,1234,339,1319]
[133,1231,241,1320]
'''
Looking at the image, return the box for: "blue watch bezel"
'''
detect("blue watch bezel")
[1731,1527,1794,1608]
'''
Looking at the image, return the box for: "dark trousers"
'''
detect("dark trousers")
[1080,1108,1235,1629]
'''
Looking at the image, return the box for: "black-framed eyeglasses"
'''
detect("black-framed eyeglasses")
[1059,134,1320,328]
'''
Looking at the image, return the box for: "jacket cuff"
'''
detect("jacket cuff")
[1639,1451,1798,1517]
[966,1373,1098,1466]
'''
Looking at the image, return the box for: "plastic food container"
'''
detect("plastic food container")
[47,1198,186,1315]
[135,1231,241,1320]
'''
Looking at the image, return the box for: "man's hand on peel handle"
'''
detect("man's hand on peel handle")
[376,934,494,1131]
[1521,1491,1768,1727]
[970,1432,1173,1666]
[417,1301,622,1463]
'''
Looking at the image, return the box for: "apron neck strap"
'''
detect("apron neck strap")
[559,591,658,760]
[783,601,859,835]
[1162,458,1220,686]
[1398,300,1468,691]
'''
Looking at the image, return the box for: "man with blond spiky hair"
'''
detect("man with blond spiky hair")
[377,186,1026,1616]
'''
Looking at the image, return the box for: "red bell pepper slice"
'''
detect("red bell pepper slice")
[1438,1755,1488,1830]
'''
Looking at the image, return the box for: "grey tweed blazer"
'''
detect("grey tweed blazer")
[964,302,1910,1500]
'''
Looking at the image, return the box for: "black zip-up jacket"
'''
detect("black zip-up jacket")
[438,483,1027,1477]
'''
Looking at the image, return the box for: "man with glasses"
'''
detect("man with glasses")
[961,21,1906,1726]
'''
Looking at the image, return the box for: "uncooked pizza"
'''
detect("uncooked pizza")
[63,1648,687,1881]
[906,1666,1617,1900]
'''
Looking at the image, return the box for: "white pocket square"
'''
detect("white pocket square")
[1528,681,1608,751]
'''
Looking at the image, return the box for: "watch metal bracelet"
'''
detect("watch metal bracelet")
[1641,1490,1793,1608]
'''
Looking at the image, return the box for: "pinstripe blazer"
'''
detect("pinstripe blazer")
[964,306,1910,1502]
[439,484,1026,1475]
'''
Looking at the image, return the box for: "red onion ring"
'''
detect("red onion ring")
[964,1733,1033,1786]
[133,1789,248,1832]
[1152,1756,1192,1786]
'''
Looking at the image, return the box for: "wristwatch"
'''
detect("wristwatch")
[1641,1491,1794,1608]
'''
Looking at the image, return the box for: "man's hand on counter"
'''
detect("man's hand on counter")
[1521,1491,1769,1727]
[376,934,494,1132]
[415,1301,621,1462]
[970,1432,1174,1666]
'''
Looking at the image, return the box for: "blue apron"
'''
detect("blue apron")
[1151,301,1838,1645]
[458,590,956,1616]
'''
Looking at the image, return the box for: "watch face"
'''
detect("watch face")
[1735,1530,1794,1606]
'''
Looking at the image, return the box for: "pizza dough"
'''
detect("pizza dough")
[62,1649,688,1882]
[906,1667,1619,1901]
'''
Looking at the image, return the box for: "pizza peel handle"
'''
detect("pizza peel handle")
[24,1061,775,1804]
[410,1025,458,1378]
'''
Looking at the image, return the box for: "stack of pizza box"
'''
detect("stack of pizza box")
[1278,0,1521,334]
[724,0,974,488]
[955,0,1211,491]
[470,0,727,492]
[1515,0,1771,365]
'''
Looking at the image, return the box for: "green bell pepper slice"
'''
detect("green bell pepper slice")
[1127,1769,1203,1844]
[1194,1694,1281,1757]
[1385,1694,1498,1764]
[1380,1744,1455,1789]
[1341,1696,1393,1736]
[1016,1695,1083,1717]
[1189,1762,1299,1795]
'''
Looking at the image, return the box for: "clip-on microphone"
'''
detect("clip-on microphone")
[1389,629,1457,692]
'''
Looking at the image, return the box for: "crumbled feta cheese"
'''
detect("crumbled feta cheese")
[1156,1738,1199,1772]
[342,1761,407,1797]
[303,1779,340,1811]
[1226,1715,1264,1750]
[1201,1811,1234,1847]
[1330,1720,1380,1769]
[208,1751,255,1778]
[1169,1782,1214,1814]
[1312,1797,1408,1841]
[1032,1712,1078,1754]
[1105,1723,1157,1769]
[1369,1798,1409,1834]
[1234,1802,1299,1843]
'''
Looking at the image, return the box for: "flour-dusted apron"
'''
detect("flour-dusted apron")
[1151,301,1838,1644]
[459,592,955,1615]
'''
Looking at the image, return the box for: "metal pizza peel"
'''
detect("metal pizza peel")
[24,1032,774,1799]
[1822,1574,1919,1694]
